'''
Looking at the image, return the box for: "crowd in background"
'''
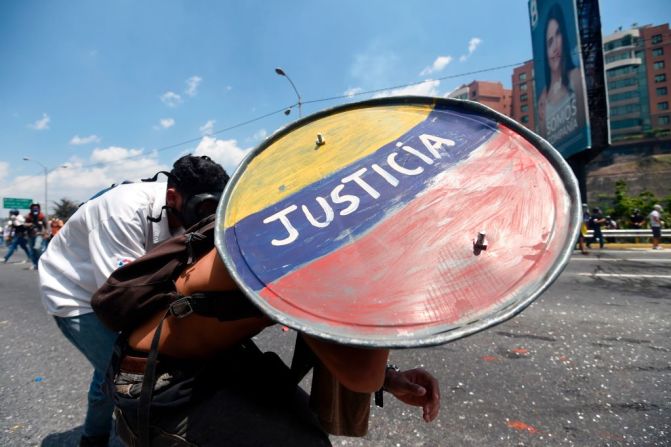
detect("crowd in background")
[581,203,665,251]
[2,204,64,268]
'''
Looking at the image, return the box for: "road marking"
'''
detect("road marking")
[576,273,671,279]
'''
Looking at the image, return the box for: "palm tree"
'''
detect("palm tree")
[52,198,79,221]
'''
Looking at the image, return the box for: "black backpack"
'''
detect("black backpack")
[91,214,260,332]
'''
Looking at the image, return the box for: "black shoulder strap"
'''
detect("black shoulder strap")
[135,291,263,446]
[168,292,261,321]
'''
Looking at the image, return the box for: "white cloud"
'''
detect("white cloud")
[468,37,482,53]
[159,118,175,129]
[0,146,169,207]
[90,146,143,163]
[252,129,268,141]
[160,91,182,107]
[199,119,216,136]
[70,134,101,145]
[350,42,399,86]
[28,113,50,130]
[372,79,441,99]
[193,136,250,175]
[419,56,453,76]
[185,76,202,97]
[460,37,483,62]
[344,87,363,98]
[0,162,9,182]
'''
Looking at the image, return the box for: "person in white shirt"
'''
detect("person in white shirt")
[38,155,228,447]
[649,204,664,250]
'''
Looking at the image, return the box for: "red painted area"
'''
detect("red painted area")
[258,125,571,336]
[481,355,498,362]
[507,420,538,433]
[511,347,529,356]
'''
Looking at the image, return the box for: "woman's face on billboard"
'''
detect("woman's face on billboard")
[546,18,563,73]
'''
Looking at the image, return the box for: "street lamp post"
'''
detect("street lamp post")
[22,157,48,220]
[275,67,302,117]
[21,158,68,221]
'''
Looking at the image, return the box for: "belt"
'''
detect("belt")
[119,351,204,375]
[119,354,155,374]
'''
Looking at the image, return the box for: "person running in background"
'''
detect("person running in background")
[577,203,589,255]
[630,208,645,229]
[3,210,33,264]
[25,203,49,270]
[2,210,15,246]
[649,204,664,250]
[586,208,606,249]
[605,215,618,243]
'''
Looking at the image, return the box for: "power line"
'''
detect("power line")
[303,62,526,105]
[16,61,529,182]
[74,105,294,170]
[11,40,670,191]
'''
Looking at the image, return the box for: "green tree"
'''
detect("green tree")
[611,180,664,227]
[52,198,79,221]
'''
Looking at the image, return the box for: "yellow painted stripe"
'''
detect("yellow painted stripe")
[226,104,434,227]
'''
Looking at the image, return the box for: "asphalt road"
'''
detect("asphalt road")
[0,246,669,446]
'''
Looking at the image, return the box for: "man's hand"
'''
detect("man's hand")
[384,367,441,422]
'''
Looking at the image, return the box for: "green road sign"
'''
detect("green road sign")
[3,197,33,209]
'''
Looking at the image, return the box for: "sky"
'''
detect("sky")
[1,0,669,214]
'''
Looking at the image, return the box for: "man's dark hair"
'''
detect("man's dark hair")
[168,155,229,196]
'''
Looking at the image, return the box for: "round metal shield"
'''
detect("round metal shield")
[216,97,581,348]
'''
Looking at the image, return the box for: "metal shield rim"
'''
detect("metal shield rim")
[215,96,582,348]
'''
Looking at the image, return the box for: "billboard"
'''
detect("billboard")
[529,0,592,158]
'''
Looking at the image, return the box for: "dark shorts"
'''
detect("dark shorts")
[114,346,331,446]
[652,227,662,238]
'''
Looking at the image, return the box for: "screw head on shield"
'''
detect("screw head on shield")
[473,231,487,256]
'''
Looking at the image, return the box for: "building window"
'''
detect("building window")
[658,102,669,110]
[652,47,664,57]
[605,51,635,64]
[607,65,637,77]
[651,34,663,45]
[657,87,668,96]
[520,93,528,102]
[520,82,527,93]
[521,115,529,124]
[659,116,670,125]
[655,74,667,83]
[611,103,641,116]
[609,90,640,102]
[521,104,529,113]
[608,77,638,90]
[471,90,477,97]
[519,72,527,82]
[610,118,642,129]
[654,61,665,70]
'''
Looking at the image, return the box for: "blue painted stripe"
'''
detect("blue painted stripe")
[226,105,498,290]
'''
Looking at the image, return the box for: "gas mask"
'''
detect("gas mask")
[143,171,222,229]
[173,192,221,229]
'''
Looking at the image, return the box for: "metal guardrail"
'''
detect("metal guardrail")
[585,229,670,238]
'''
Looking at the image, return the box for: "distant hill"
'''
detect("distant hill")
[587,154,671,202]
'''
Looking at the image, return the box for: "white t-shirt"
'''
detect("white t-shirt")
[649,210,661,228]
[39,182,179,317]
